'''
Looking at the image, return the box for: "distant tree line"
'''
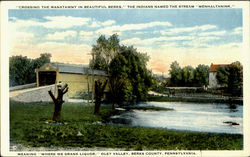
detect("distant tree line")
[216,61,243,95]
[168,61,209,87]
[9,53,51,86]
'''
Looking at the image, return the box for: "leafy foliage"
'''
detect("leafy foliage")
[169,61,182,86]
[182,66,194,86]
[216,61,243,95]
[90,34,120,71]
[228,62,243,95]
[194,64,210,86]
[9,53,51,86]
[169,61,209,87]
[216,66,230,87]
[90,34,153,105]
[109,46,152,103]
[9,56,32,86]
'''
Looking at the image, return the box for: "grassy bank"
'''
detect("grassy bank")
[10,101,242,150]
[147,95,243,104]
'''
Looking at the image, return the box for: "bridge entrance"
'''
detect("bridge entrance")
[38,71,56,86]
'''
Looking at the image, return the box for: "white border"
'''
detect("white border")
[1,1,249,157]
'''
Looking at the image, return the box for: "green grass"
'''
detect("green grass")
[10,101,242,150]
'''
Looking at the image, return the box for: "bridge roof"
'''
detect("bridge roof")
[37,63,107,76]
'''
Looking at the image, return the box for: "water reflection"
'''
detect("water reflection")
[108,102,243,134]
[228,103,238,112]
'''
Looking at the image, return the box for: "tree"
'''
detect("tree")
[48,82,68,122]
[90,34,152,107]
[169,61,182,86]
[228,61,243,95]
[181,66,194,86]
[169,63,210,87]
[9,53,51,86]
[9,56,32,86]
[108,75,129,109]
[90,34,121,109]
[90,34,120,71]
[216,61,243,95]
[109,46,152,104]
[32,53,51,68]
[194,64,209,86]
[216,66,230,87]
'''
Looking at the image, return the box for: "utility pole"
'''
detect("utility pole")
[87,68,89,105]
[91,53,94,103]
[87,52,95,104]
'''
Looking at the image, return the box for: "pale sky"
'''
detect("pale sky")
[9,9,243,75]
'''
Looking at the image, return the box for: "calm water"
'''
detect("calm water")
[109,102,243,134]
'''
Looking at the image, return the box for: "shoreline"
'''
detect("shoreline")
[147,95,243,104]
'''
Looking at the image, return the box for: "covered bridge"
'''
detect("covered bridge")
[35,63,107,97]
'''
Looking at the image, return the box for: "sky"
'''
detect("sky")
[8,9,243,75]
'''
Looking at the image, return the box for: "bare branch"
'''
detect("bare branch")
[48,90,57,103]
[62,83,68,91]
[63,87,69,94]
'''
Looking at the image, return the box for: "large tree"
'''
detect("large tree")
[90,34,152,107]
[109,46,152,104]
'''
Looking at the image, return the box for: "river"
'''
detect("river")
[108,102,243,134]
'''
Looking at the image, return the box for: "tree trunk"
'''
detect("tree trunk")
[94,98,101,115]
[52,101,63,122]
[94,80,107,115]
[48,83,68,122]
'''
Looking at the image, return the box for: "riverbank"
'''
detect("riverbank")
[10,101,242,150]
[147,94,243,104]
